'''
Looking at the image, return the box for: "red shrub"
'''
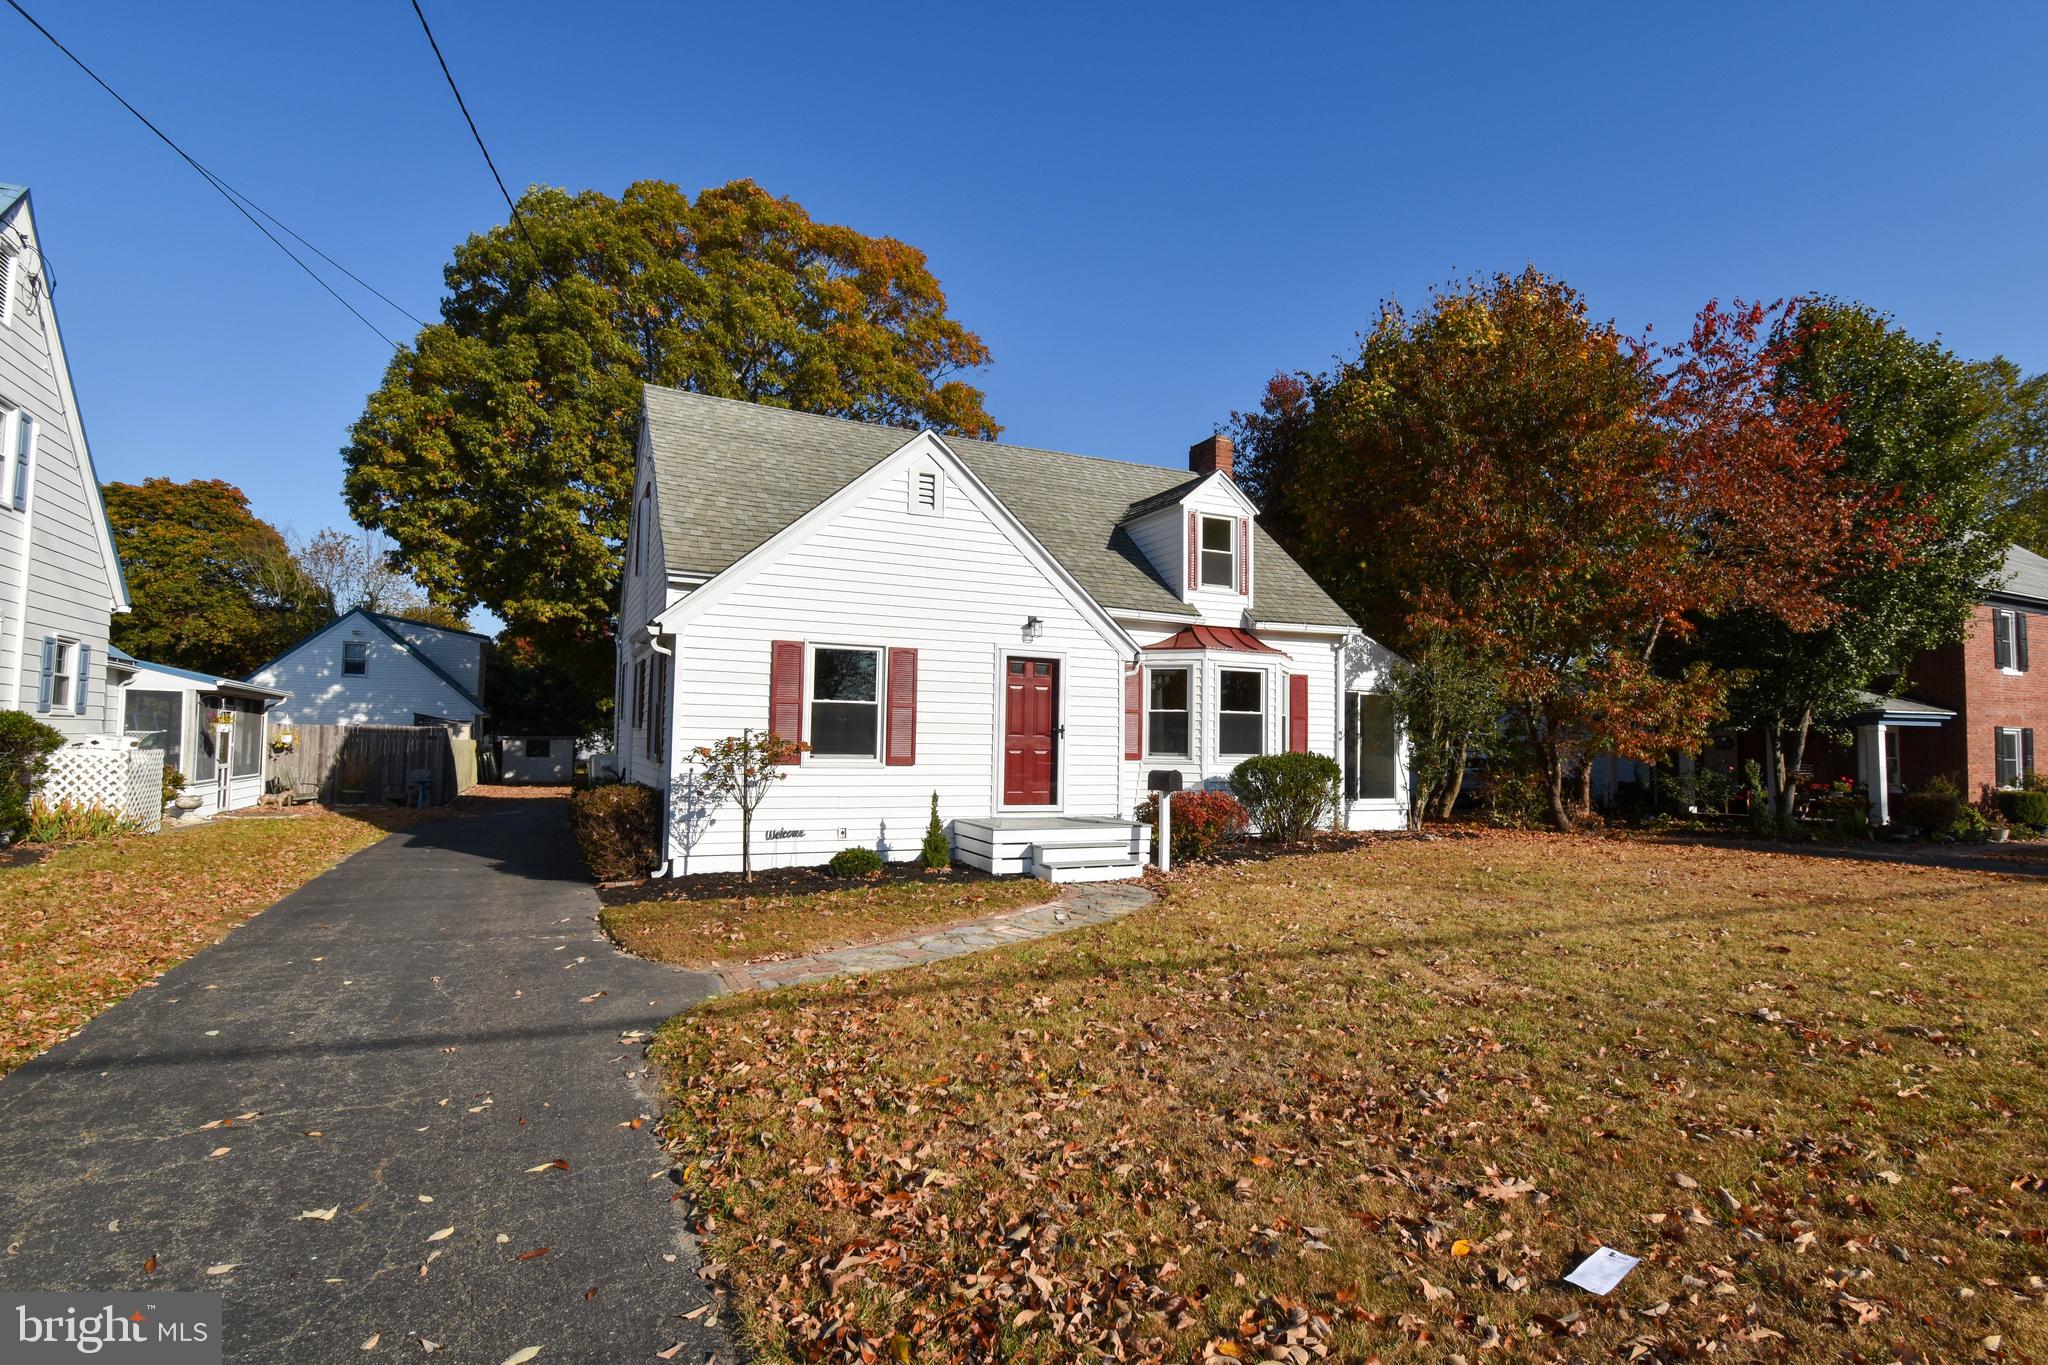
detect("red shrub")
[1136,789,1248,863]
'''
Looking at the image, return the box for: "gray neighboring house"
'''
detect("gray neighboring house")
[0,184,131,739]
[249,607,490,736]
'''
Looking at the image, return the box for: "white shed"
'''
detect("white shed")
[499,735,575,784]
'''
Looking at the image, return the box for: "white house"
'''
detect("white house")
[249,607,489,735]
[112,648,287,816]
[615,388,1408,882]
[0,184,131,740]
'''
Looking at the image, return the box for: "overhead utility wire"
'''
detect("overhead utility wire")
[408,0,538,254]
[3,0,413,347]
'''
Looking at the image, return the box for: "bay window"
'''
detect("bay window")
[811,646,881,757]
[1217,669,1264,756]
[1146,667,1190,757]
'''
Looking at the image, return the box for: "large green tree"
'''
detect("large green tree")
[1700,300,2010,813]
[343,179,998,707]
[104,479,331,676]
[1975,356,2048,554]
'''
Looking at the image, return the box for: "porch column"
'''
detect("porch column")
[1858,723,1889,827]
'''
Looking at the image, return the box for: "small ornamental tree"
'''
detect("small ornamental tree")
[691,729,805,885]
[920,792,951,870]
[1,711,65,843]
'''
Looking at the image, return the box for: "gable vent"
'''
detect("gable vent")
[909,467,942,515]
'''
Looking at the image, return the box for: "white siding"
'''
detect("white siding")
[614,428,679,790]
[382,617,485,701]
[0,195,123,740]
[1124,505,1185,598]
[252,613,479,729]
[662,457,1129,875]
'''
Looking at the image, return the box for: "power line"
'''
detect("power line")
[408,0,537,255]
[3,0,412,348]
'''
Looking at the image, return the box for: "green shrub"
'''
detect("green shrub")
[1998,789,2048,830]
[0,711,65,843]
[1137,788,1248,862]
[25,798,129,844]
[1947,803,1990,843]
[162,764,187,809]
[1896,788,1960,837]
[1810,791,1870,841]
[1230,753,1342,842]
[568,782,660,881]
[920,793,951,870]
[827,846,883,878]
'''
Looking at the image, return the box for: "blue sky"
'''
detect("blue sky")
[12,2,2047,580]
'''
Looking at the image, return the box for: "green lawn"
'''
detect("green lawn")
[654,831,2048,1362]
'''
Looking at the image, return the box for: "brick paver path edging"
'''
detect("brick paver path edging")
[712,880,1154,993]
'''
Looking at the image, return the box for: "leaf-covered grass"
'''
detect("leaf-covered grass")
[654,832,2048,1363]
[0,808,406,1076]
[602,868,1053,968]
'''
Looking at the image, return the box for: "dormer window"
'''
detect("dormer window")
[1199,516,1235,589]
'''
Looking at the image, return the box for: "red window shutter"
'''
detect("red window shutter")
[1238,517,1250,595]
[885,647,918,766]
[769,639,804,763]
[1186,510,1198,588]
[1288,673,1310,753]
[1123,668,1142,760]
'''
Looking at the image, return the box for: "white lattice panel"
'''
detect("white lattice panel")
[38,746,164,833]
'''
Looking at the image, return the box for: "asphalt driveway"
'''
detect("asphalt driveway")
[0,796,730,1363]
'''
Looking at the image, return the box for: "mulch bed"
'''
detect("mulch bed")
[600,860,1005,906]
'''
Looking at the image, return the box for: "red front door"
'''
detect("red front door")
[1003,657,1059,805]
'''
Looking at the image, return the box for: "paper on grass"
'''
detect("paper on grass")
[1564,1246,1639,1295]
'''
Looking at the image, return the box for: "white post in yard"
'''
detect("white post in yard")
[1157,793,1171,874]
[1859,722,1890,828]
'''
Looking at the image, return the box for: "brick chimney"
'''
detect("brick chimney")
[1189,433,1234,479]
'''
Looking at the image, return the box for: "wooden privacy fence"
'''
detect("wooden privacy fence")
[269,724,477,806]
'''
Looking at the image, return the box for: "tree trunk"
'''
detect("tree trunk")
[739,805,752,885]
[1784,709,1814,820]
[1577,754,1596,818]
[1436,738,1468,819]
[1543,743,1575,833]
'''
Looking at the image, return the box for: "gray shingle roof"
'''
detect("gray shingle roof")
[641,387,1356,627]
[1993,544,2048,607]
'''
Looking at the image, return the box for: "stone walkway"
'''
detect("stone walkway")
[713,879,1154,992]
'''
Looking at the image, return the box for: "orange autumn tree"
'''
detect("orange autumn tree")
[1237,272,1859,830]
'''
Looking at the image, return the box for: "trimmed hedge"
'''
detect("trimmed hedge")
[1137,789,1248,863]
[1998,789,2048,830]
[1231,752,1343,842]
[1895,789,1960,836]
[569,782,661,881]
[827,846,884,878]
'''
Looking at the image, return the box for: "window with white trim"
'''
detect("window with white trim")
[1146,667,1190,758]
[1217,668,1264,756]
[1993,608,2028,673]
[1996,727,2029,788]
[810,646,881,758]
[342,639,368,675]
[49,638,77,715]
[1199,515,1235,589]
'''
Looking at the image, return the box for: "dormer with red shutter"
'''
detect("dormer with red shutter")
[1117,434,1259,616]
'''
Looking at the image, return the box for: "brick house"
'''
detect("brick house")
[1892,543,2046,799]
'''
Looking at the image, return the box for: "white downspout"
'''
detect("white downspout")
[1331,637,1346,831]
[646,623,676,877]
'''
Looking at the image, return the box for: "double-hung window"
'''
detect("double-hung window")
[1993,608,2029,673]
[1146,667,1190,758]
[1199,516,1235,589]
[342,639,367,675]
[48,639,76,714]
[1996,727,2033,788]
[810,646,881,758]
[1217,669,1265,756]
